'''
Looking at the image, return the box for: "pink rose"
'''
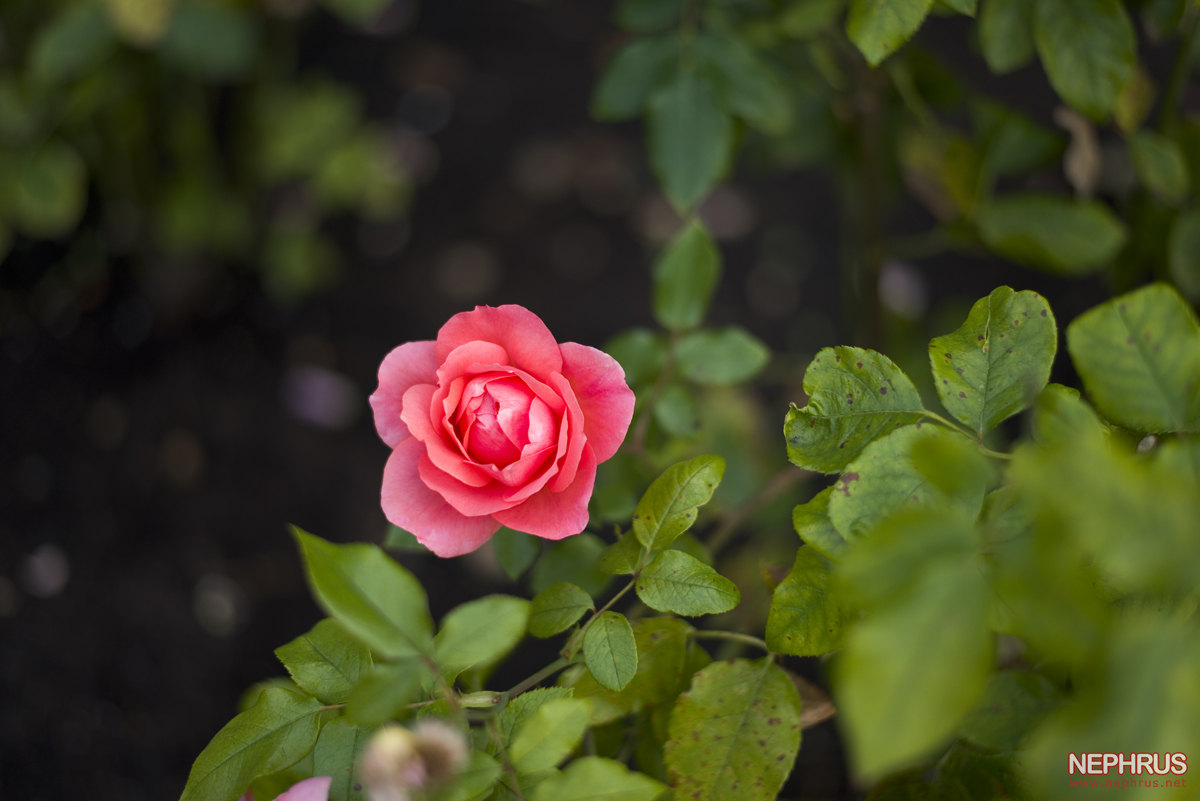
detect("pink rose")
[239,776,331,801]
[370,305,635,557]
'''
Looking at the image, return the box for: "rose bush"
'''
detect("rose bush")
[370,305,635,557]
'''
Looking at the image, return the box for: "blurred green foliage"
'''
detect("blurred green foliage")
[0,0,407,303]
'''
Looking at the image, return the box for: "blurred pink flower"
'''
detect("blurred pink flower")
[239,776,332,801]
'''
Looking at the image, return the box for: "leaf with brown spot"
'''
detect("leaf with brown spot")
[664,659,802,801]
[785,346,925,474]
[928,286,1057,437]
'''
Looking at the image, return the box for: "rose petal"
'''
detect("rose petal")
[400,384,491,487]
[436,341,510,386]
[370,341,438,448]
[436,305,563,378]
[558,342,636,462]
[382,439,500,557]
[493,444,597,539]
[418,455,521,516]
[547,372,586,493]
[276,777,333,801]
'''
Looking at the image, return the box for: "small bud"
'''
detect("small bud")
[360,725,426,801]
[412,719,469,782]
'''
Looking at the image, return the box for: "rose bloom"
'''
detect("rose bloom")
[370,305,635,557]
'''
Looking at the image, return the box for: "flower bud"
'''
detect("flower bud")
[360,725,426,801]
[411,719,469,782]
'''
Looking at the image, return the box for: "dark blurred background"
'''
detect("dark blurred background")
[0,0,1132,798]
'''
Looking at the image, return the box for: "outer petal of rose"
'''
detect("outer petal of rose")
[276,777,333,801]
[558,342,636,462]
[401,383,490,487]
[547,372,586,493]
[382,439,500,557]
[494,444,597,539]
[435,305,563,378]
[418,455,522,516]
[370,341,438,448]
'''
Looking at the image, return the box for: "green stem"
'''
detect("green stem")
[693,630,772,653]
[503,658,570,700]
[708,467,809,555]
[978,446,1013,461]
[920,410,974,439]
[487,718,528,801]
[1159,10,1199,132]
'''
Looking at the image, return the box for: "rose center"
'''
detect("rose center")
[454,375,555,468]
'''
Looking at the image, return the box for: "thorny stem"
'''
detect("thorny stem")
[693,630,772,653]
[707,467,810,555]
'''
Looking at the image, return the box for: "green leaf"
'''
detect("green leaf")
[616,0,682,31]
[293,528,433,660]
[784,346,926,474]
[529,583,594,638]
[780,0,846,38]
[563,618,708,720]
[591,37,679,121]
[603,328,667,387]
[939,0,977,14]
[598,532,644,575]
[652,221,722,332]
[664,658,802,801]
[321,0,391,24]
[313,718,370,801]
[1030,383,1108,448]
[977,194,1127,275]
[1023,619,1200,794]
[28,4,116,85]
[274,619,373,705]
[653,382,701,439]
[432,750,503,801]
[248,754,314,801]
[828,424,986,540]
[978,0,1035,73]
[1065,283,1200,434]
[766,546,845,656]
[343,660,428,726]
[383,525,427,553]
[11,142,88,239]
[497,687,576,745]
[974,101,1064,178]
[531,534,611,599]
[180,687,323,801]
[1130,130,1191,205]
[632,455,725,550]
[958,670,1063,751]
[435,595,530,679]
[846,0,934,67]
[509,698,591,774]
[1033,0,1135,119]
[583,612,638,691]
[1169,208,1200,302]
[160,1,257,80]
[928,286,1058,436]
[792,487,847,561]
[529,757,667,801]
[648,73,733,212]
[494,528,540,581]
[635,551,740,617]
[835,510,993,778]
[294,527,434,661]
[675,327,771,386]
[694,33,792,134]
